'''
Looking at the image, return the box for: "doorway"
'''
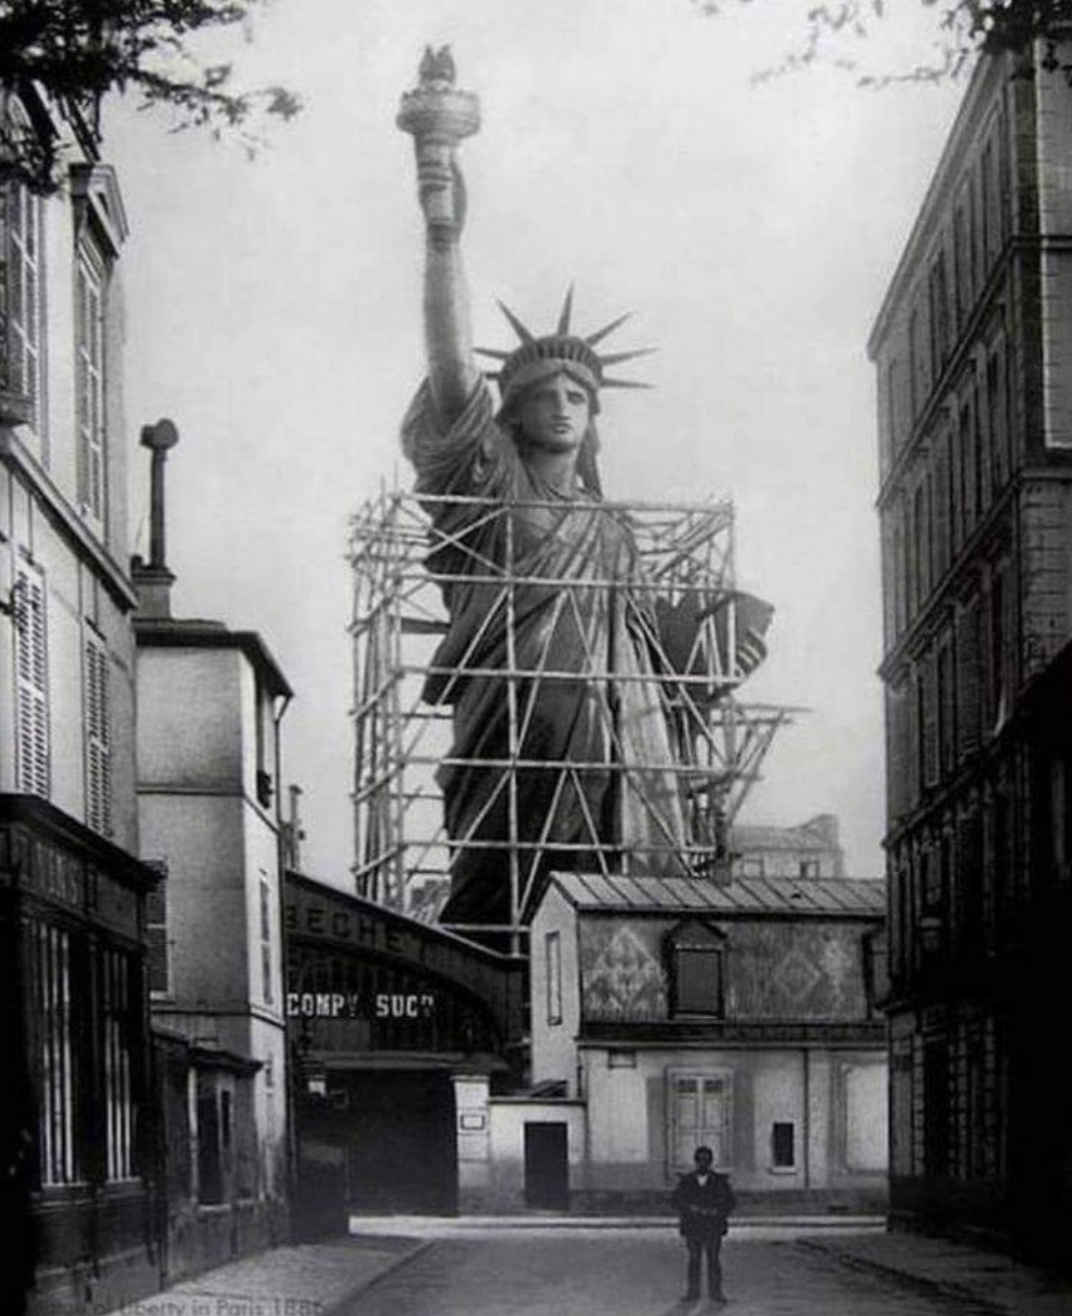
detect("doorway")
[524,1121,569,1209]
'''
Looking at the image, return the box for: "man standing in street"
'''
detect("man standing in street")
[671,1145,735,1303]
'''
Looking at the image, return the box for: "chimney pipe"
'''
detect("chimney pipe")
[132,418,179,618]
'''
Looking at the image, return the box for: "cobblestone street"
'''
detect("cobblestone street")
[338,1231,999,1316]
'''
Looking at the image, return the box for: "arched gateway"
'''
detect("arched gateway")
[285,873,524,1228]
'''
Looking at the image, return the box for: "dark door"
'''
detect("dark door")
[524,1121,569,1209]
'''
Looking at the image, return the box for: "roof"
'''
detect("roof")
[134,617,292,697]
[732,825,833,853]
[547,872,885,918]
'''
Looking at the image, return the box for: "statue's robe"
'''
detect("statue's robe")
[402,380,693,928]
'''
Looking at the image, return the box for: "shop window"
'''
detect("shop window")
[32,920,76,1185]
[667,921,725,1017]
[102,947,136,1180]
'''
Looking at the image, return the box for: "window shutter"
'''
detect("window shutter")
[84,632,112,836]
[14,564,50,797]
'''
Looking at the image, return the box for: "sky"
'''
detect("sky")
[103,0,967,885]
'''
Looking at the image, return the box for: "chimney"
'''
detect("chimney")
[131,418,179,618]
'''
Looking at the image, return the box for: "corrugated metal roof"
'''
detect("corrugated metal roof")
[549,871,885,917]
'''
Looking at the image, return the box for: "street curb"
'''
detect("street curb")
[321,1239,435,1315]
[347,1214,886,1232]
[795,1238,1007,1315]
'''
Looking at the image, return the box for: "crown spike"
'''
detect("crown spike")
[497,300,536,344]
[474,347,512,360]
[557,284,575,336]
[585,311,632,347]
[602,377,654,390]
[599,347,657,367]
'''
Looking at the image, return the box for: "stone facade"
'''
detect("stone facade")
[870,40,1072,1267]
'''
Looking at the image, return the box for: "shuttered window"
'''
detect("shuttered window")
[75,243,106,527]
[668,1069,732,1172]
[1,178,45,434]
[84,631,112,837]
[14,562,50,798]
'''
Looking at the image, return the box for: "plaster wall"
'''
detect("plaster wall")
[136,647,244,786]
[0,465,138,850]
[530,884,582,1091]
[242,801,284,1015]
[485,1099,587,1210]
[139,792,250,1008]
[577,1045,887,1200]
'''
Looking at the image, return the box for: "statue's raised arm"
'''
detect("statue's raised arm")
[397,46,481,425]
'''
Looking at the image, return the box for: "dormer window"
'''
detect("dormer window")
[667,920,726,1018]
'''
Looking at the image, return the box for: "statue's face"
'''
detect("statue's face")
[516,372,591,453]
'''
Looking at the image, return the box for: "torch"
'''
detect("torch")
[397,46,481,237]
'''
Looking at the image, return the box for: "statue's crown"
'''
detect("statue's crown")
[476,288,654,407]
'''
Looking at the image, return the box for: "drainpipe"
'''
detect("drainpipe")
[271,692,294,1234]
[802,1047,811,1190]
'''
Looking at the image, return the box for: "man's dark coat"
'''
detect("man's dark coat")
[670,1169,735,1239]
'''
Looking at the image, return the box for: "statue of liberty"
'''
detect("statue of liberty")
[397,50,772,934]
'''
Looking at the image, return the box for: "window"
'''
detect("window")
[771,1122,795,1170]
[668,921,725,1017]
[545,930,562,1026]
[145,861,170,995]
[32,920,77,1186]
[260,878,274,1006]
[908,308,920,419]
[75,241,107,527]
[1,178,45,435]
[83,630,112,836]
[929,251,951,378]
[737,856,765,878]
[668,1069,732,1172]
[923,1038,950,1176]
[798,859,820,879]
[102,948,136,1180]
[986,346,1008,493]
[14,561,50,798]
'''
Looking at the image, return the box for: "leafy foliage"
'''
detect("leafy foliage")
[0,0,300,191]
[692,0,1072,85]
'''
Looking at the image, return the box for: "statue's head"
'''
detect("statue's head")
[479,291,652,496]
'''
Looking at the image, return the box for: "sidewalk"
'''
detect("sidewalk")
[799,1230,1072,1316]
[101,1235,429,1316]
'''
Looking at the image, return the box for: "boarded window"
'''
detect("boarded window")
[668,922,726,1017]
[545,930,562,1026]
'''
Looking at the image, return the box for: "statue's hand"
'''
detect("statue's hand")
[419,154,466,242]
